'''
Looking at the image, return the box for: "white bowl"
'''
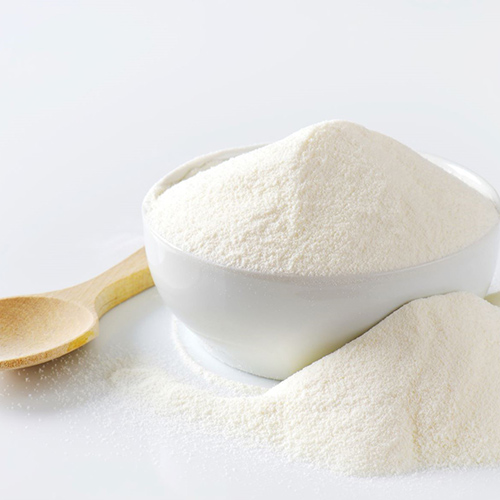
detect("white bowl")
[143,146,500,380]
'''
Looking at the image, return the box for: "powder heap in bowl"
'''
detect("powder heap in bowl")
[145,120,498,276]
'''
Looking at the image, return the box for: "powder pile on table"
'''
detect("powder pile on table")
[144,120,498,275]
[113,292,500,476]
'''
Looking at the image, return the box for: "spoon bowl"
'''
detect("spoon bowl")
[0,248,153,370]
[0,297,96,369]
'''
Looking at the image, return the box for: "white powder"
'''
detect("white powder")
[145,121,498,275]
[112,292,500,476]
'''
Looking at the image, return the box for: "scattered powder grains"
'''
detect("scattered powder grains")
[112,293,500,476]
[144,120,498,275]
[10,121,497,477]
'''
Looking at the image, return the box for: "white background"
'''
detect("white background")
[1,1,500,499]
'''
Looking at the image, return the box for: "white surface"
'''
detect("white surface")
[3,290,500,500]
[0,289,500,500]
[1,1,500,498]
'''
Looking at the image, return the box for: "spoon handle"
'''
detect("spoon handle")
[50,247,154,317]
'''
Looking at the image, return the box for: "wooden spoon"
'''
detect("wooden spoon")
[0,248,153,370]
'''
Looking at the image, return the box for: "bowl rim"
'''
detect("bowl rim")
[142,145,500,283]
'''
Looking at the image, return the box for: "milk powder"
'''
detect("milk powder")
[145,121,498,275]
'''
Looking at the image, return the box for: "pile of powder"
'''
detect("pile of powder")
[112,292,500,476]
[144,121,498,275]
